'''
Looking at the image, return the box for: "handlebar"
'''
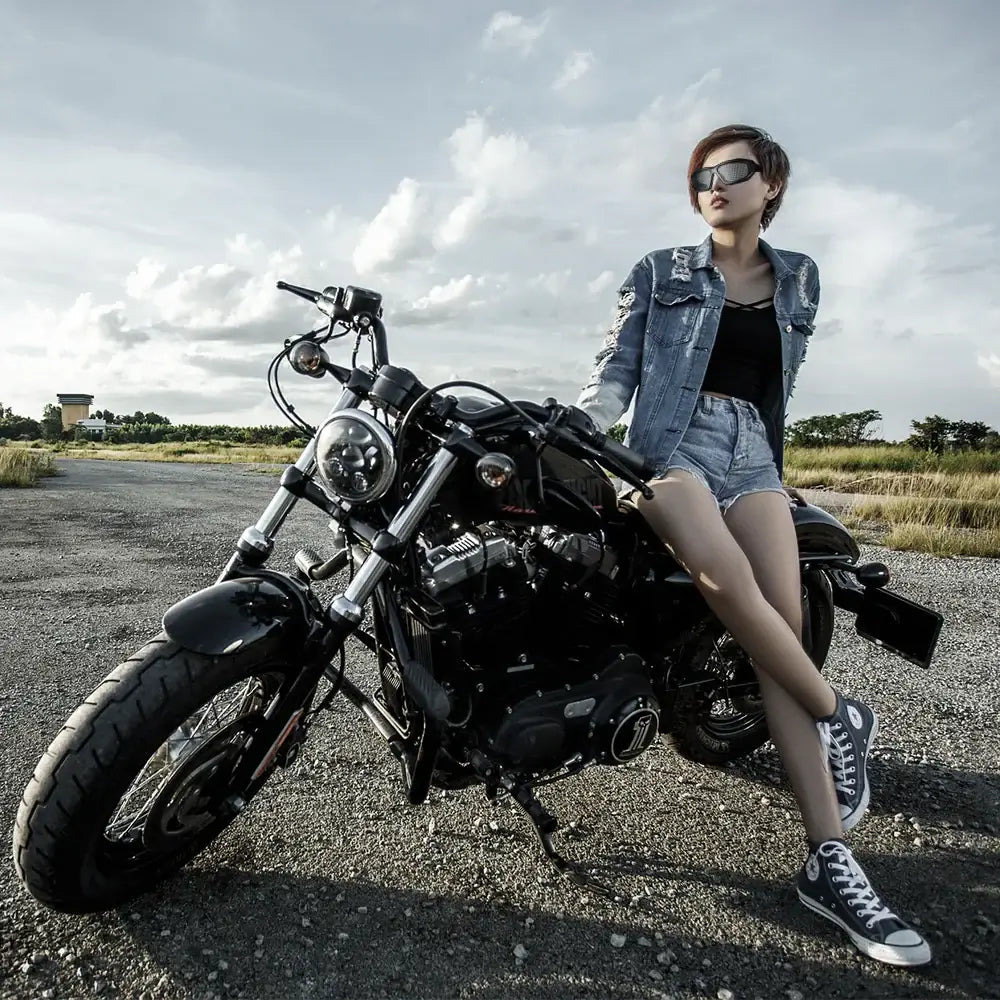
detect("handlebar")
[592,431,657,483]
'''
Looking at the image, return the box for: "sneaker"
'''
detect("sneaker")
[798,840,931,966]
[816,691,879,831]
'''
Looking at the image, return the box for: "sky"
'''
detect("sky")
[1,0,999,442]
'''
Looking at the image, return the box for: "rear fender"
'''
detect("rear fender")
[162,573,315,657]
[791,502,860,563]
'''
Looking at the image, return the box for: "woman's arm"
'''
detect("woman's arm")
[574,258,651,432]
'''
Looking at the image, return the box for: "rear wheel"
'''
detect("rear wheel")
[13,633,298,913]
[666,569,835,765]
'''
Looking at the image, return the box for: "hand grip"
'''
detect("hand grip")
[597,434,656,482]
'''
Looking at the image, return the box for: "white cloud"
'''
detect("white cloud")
[553,50,593,91]
[587,269,615,296]
[978,354,1000,387]
[482,10,550,55]
[352,178,429,275]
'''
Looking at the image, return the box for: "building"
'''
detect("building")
[57,393,94,432]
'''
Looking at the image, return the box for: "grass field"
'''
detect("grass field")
[0,447,59,487]
[7,440,999,557]
[784,445,1000,557]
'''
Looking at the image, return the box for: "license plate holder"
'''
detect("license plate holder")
[854,587,943,668]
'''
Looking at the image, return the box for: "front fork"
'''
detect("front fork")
[222,408,461,793]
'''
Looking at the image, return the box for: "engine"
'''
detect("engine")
[404,523,659,775]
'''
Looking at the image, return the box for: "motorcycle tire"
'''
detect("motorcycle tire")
[12,632,297,913]
[666,569,835,766]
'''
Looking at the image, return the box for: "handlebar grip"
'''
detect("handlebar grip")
[276,281,321,303]
[597,434,657,482]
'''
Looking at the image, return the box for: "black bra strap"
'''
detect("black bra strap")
[723,296,774,310]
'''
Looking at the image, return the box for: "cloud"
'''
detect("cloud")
[553,50,594,91]
[482,10,550,55]
[434,114,548,249]
[352,178,429,274]
[978,354,1000,387]
[587,270,615,296]
[390,274,486,326]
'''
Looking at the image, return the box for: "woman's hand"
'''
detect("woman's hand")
[783,486,807,506]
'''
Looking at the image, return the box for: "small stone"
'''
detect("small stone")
[638,936,652,947]
[893,813,905,823]
[513,943,528,960]
[657,950,676,965]
[93,982,107,995]
[428,817,436,836]
[207,971,218,982]
[649,970,663,981]
[19,963,31,975]
[718,990,735,1000]
[30,951,46,964]
[404,908,412,918]
[787,991,803,1000]
[255,934,264,946]
[42,990,56,1000]
[524,917,535,928]
[254,949,264,960]
[670,964,680,973]
[914,838,924,847]
[488,820,499,832]
[159,929,171,937]
[702,957,712,968]
[760,796,771,806]
[610,933,627,948]
[218,960,228,971]
[338,932,349,940]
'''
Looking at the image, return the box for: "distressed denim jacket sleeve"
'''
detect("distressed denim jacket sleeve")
[573,258,651,432]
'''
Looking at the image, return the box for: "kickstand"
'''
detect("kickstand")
[507,782,630,906]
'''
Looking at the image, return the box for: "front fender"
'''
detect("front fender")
[162,575,312,657]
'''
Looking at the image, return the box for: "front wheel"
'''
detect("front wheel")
[13,634,298,913]
[666,569,835,765]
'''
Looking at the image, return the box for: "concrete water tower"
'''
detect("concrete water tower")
[57,393,94,432]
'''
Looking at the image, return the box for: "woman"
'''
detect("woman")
[575,124,930,967]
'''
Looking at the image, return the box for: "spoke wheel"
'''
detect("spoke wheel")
[13,634,298,913]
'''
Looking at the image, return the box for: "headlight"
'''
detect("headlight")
[314,411,397,504]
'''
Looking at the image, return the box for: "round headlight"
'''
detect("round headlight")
[314,411,397,504]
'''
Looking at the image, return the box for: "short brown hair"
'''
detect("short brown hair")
[687,124,791,231]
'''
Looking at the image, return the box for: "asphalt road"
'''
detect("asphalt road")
[1,459,998,1000]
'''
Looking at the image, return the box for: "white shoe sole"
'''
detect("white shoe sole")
[840,711,879,832]
[798,889,931,966]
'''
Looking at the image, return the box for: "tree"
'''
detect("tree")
[607,423,627,443]
[949,419,991,451]
[0,402,13,420]
[908,415,952,455]
[786,410,882,448]
[40,403,63,442]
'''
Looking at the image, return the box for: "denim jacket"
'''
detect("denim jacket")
[575,232,819,480]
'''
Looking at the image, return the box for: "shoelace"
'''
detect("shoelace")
[818,720,857,797]
[819,843,895,926]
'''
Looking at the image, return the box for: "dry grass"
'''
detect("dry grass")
[15,440,302,465]
[786,445,1000,556]
[0,447,59,487]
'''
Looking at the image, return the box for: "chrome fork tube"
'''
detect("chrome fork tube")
[328,446,459,625]
[219,389,361,581]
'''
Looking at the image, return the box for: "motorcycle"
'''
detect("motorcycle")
[13,280,945,912]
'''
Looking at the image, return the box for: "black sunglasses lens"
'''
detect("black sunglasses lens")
[719,161,753,184]
[692,167,713,191]
[692,160,757,191]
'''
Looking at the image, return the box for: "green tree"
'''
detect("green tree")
[908,415,952,455]
[607,423,627,443]
[0,402,13,420]
[786,410,882,447]
[40,403,63,442]
[949,419,991,451]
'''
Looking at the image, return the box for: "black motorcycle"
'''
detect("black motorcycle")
[13,281,944,912]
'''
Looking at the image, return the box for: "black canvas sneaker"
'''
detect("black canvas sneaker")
[816,691,879,831]
[798,839,931,966]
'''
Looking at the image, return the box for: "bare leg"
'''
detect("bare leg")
[636,471,837,719]
[721,490,842,843]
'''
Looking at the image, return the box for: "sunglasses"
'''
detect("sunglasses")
[691,158,762,192]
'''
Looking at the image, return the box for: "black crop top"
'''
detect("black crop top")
[700,298,782,408]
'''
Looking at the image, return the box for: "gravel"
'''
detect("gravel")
[1,458,998,1000]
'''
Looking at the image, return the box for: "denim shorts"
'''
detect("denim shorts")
[653,393,786,513]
